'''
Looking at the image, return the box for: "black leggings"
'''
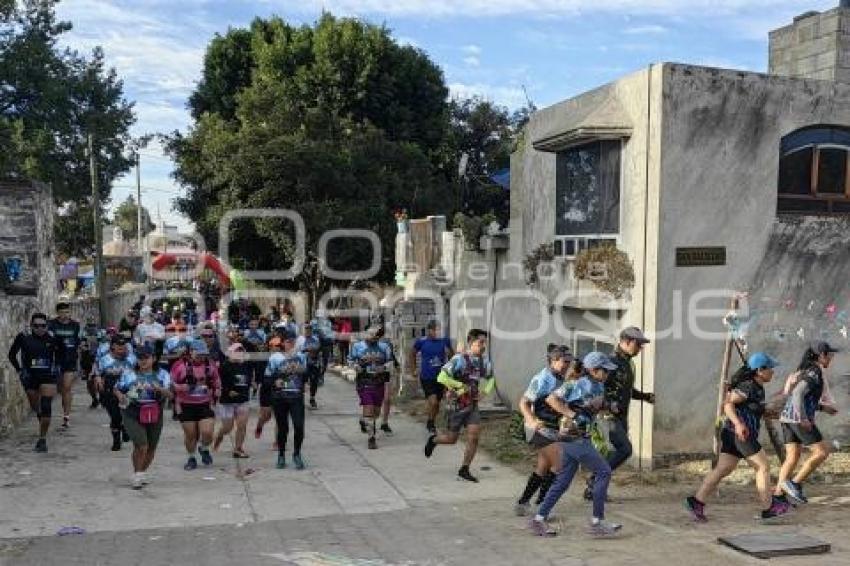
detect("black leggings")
[307,366,321,399]
[101,390,123,431]
[272,397,305,455]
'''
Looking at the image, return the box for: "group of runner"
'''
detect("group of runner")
[8,303,842,534]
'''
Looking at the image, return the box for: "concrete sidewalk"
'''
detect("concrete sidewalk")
[0,371,520,539]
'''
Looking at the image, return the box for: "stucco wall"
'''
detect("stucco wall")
[0,182,57,435]
[654,64,850,456]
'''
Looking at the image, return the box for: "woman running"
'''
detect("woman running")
[115,344,171,489]
[349,323,394,450]
[171,340,221,470]
[773,341,839,505]
[686,352,790,522]
[265,329,309,469]
[515,344,576,516]
[528,352,621,537]
[213,343,253,458]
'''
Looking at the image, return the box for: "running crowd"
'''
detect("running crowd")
[7,303,842,537]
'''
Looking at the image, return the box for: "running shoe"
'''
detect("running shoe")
[359,419,368,434]
[184,456,198,471]
[131,473,144,490]
[587,520,622,537]
[309,398,318,409]
[199,448,213,466]
[232,449,250,459]
[774,493,796,508]
[62,415,70,429]
[514,502,531,517]
[780,480,808,504]
[685,496,708,522]
[528,518,557,537]
[368,437,378,450]
[140,472,150,486]
[380,423,393,436]
[458,466,479,483]
[276,454,287,469]
[424,434,437,458]
[293,454,305,470]
[33,438,47,453]
[761,499,791,521]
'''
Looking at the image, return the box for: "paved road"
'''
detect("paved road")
[0,372,848,565]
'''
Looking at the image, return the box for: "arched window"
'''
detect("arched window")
[778,126,850,214]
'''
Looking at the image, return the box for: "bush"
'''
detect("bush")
[573,246,635,299]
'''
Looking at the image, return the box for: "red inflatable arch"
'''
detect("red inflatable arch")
[150,252,231,287]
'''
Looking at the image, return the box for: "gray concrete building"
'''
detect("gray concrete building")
[397,2,850,468]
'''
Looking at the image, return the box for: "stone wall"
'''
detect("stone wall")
[769,6,850,82]
[0,181,57,435]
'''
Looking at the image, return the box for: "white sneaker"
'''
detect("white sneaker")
[587,519,622,537]
[140,472,150,486]
[131,473,144,490]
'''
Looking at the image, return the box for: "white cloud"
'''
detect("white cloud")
[463,56,481,67]
[449,82,528,108]
[463,44,482,55]
[267,0,838,19]
[624,24,668,35]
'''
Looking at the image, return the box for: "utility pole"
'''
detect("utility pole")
[136,151,142,254]
[89,134,107,326]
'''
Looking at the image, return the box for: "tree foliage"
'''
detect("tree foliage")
[169,14,455,304]
[112,195,155,241]
[0,0,135,256]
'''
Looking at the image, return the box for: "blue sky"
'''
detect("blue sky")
[55,0,839,230]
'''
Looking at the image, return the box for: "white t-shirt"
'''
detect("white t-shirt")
[134,321,166,346]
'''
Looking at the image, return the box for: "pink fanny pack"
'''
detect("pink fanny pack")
[138,401,159,425]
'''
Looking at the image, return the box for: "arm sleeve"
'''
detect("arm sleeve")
[436,368,465,391]
[8,334,22,371]
[481,376,496,395]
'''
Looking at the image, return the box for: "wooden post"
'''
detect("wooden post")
[712,296,739,468]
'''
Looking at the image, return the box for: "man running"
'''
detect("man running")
[586,326,654,500]
[48,302,82,429]
[529,352,621,537]
[265,329,308,469]
[515,344,574,516]
[80,319,101,409]
[774,341,840,505]
[378,335,400,435]
[94,335,138,451]
[8,313,62,452]
[348,323,394,449]
[133,306,166,352]
[424,328,495,483]
[410,320,453,434]
[296,322,323,409]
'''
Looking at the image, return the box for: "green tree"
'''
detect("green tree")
[0,0,135,256]
[112,195,155,241]
[168,14,454,308]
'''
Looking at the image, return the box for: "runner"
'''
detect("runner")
[515,344,575,516]
[94,335,137,451]
[424,329,495,482]
[115,344,171,489]
[312,310,335,380]
[265,329,308,469]
[80,319,100,409]
[773,341,839,505]
[199,323,224,364]
[379,335,400,435]
[686,352,790,522]
[48,302,82,429]
[171,340,220,470]
[213,343,252,458]
[528,352,622,537]
[133,306,166,353]
[254,335,282,440]
[585,327,654,500]
[295,322,323,409]
[119,309,139,337]
[242,317,267,402]
[8,313,62,452]
[410,320,454,434]
[349,323,395,450]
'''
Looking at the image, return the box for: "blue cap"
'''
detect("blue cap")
[190,339,209,355]
[583,352,618,371]
[137,344,155,358]
[748,352,779,370]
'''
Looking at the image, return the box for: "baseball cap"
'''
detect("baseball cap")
[583,352,618,371]
[190,339,209,355]
[137,344,155,358]
[814,341,840,355]
[748,352,779,370]
[547,344,572,361]
[620,326,650,344]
